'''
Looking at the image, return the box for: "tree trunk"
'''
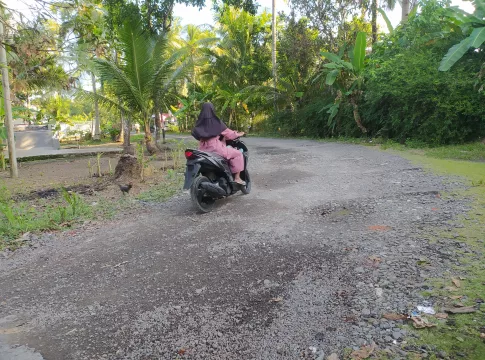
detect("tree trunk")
[143,118,157,154]
[350,97,367,133]
[272,0,277,110]
[119,106,125,144]
[401,0,410,22]
[371,0,377,43]
[0,15,18,178]
[124,113,131,148]
[123,114,134,155]
[91,72,101,140]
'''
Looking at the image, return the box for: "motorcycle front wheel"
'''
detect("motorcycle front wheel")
[190,175,216,213]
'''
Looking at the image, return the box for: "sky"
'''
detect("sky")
[172,0,475,29]
[13,0,476,33]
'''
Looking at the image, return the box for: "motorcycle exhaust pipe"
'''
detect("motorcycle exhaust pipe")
[200,182,227,197]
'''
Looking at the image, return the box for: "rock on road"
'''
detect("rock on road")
[0,138,466,359]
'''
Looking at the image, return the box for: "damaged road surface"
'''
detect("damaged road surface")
[0,138,468,359]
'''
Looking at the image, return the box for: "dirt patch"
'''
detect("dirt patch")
[114,154,141,181]
[258,168,313,190]
[305,201,375,221]
[13,181,111,201]
[254,146,297,155]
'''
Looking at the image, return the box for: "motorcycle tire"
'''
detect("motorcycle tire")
[191,175,216,213]
[240,170,251,195]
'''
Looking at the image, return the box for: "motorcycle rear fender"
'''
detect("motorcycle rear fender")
[183,161,201,190]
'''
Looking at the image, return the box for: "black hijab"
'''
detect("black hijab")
[192,102,227,140]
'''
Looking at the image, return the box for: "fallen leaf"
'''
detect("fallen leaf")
[435,313,448,319]
[452,278,461,288]
[350,343,376,359]
[383,313,408,321]
[417,260,430,266]
[367,225,391,232]
[431,207,439,211]
[178,348,186,355]
[450,295,463,300]
[269,297,283,303]
[411,316,436,329]
[368,255,381,263]
[444,306,477,314]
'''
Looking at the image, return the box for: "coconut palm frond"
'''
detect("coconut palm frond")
[93,58,144,113]
[75,88,132,115]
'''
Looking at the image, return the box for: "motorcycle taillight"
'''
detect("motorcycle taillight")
[185,150,196,159]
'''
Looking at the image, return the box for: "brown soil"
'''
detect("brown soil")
[1,151,179,201]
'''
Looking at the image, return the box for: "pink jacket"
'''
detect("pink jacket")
[198,129,244,173]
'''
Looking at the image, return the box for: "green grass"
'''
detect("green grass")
[130,134,145,143]
[381,141,485,162]
[0,188,92,250]
[250,132,485,162]
[61,137,117,147]
[424,143,485,162]
[136,170,184,202]
[382,149,485,359]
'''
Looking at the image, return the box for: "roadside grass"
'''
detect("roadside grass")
[60,137,117,147]
[380,141,485,162]
[249,132,485,162]
[136,169,184,202]
[0,140,191,251]
[382,150,485,359]
[0,186,92,250]
[0,184,131,251]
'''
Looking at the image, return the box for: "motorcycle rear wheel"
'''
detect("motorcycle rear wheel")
[191,176,216,213]
[240,170,251,195]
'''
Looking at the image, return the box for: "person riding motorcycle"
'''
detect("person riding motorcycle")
[191,102,246,185]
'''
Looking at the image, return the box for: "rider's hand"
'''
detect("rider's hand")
[237,132,245,137]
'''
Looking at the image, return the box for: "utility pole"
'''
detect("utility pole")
[271,0,277,109]
[0,12,18,178]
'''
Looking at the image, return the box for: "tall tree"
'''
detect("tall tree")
[370,0,396,43]
[287,0,360,51]
[57,0,108,140]
[205,7,271,127]
[402,0,410,22]
[0,8,18,178]
[92,20,186,153]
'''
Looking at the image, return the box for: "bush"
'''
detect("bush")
[362,45,485,145]
[166,123,179,133]
[107,127,121,141]
[260,0,485,145]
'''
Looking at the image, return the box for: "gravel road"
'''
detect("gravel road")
[0,138,470,359]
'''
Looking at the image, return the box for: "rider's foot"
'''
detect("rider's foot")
[234,178,246,186]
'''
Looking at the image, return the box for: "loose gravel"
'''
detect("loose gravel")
[0,138,472,359]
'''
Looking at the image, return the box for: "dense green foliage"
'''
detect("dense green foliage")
[264,1,485,145]
[2,0,484,149]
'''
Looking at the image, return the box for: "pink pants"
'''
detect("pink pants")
[199,137,244,173]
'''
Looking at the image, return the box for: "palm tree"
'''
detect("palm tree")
[174,25,217,90]
[204,7,272,127]
[93,20,186,153]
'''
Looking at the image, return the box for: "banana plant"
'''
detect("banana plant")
[318,32,368,133]
[439,0,485,71]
